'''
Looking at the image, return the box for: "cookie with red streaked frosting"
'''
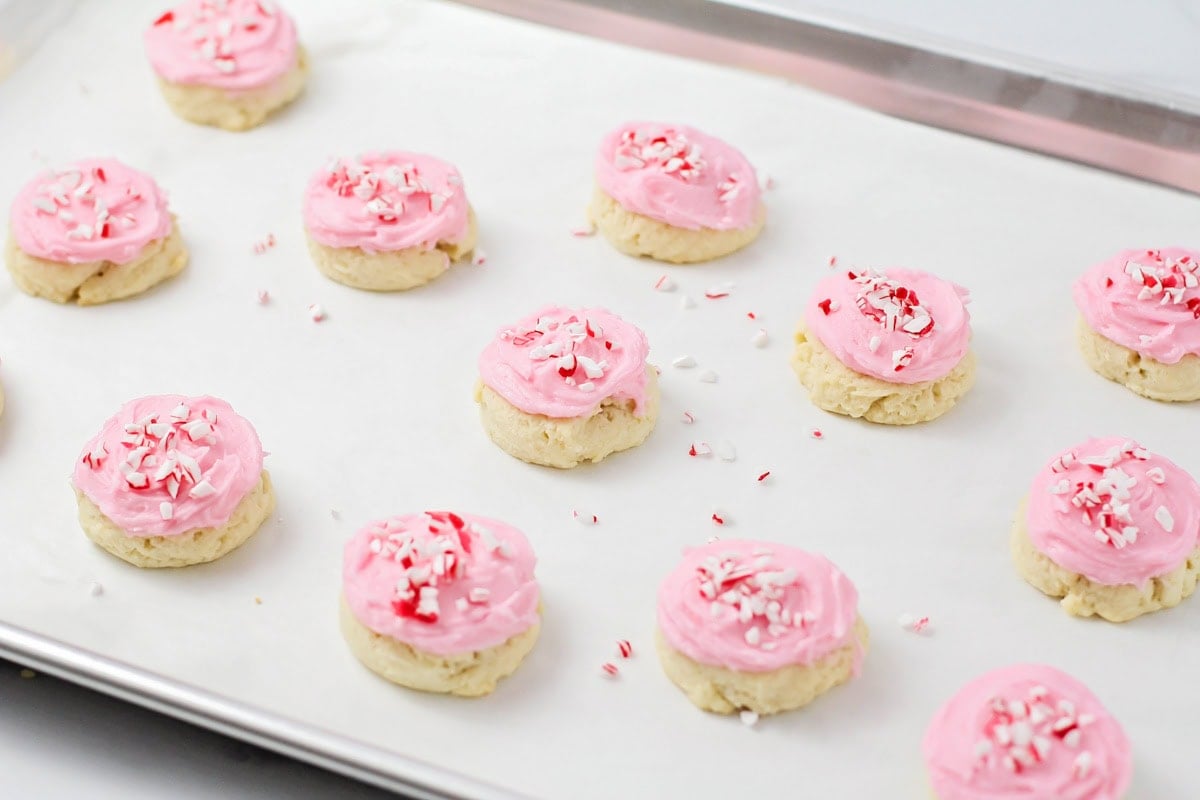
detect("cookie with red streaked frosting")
[924,664,1132,800]
[73,395,273,568]
[340,511,541,697]
[303,152,478,291]
[144,0,308,131]
[588,121,765,264]
[474,305,659,468]
[1073,247,1200,401]
[1012,436,1200,622]
[792,266,975,425]
[6,159,187,305]
[656,539,868,715]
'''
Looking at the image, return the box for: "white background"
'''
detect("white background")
[1,0,1199,798]
[719,0,1200,108]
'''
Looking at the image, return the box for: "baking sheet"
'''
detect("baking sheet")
[1,1,1198,798]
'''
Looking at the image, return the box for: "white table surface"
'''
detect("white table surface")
[0,659,396,798]
[720,0,1200,109]
[1,2,1196,799]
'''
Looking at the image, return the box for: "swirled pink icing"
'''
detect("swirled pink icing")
[478,306,651,419]
[303,153,471,254]
[342,512,540,656]
[10,159,172,265]
[657,539,863,674]
[806,267,971,384]
[73,395,264,537]
[1073,248,1200,364]
[143,0,299,91]
[594,121,761,231]
[1026,436,1200,587]
[923,664,1132,800]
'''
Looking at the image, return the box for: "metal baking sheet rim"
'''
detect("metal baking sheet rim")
[453,0,1200,196]
[0,620,521,799]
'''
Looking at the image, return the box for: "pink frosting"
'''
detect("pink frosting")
[806,267,972,384]
[303,153,471,254]
[657,539,863,674]
[9,159,172,265]
[1073,248,1200,364]
[478,306,651,419]
[923,664,1132,800]
[73,395,264,537]
[1026,436,1200,587]
[143,0,299,91]
[342,512,540,656]
[594,121,761,231]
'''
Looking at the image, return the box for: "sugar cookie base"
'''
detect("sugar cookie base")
[474,366,660,469]
[5,220,188,305]
[155,48,309,132]
[305,208,478,291]
[1076,317,1200,402]
[791,323,975,425]
[587,187,764,264]
[76,471,274,569]
[339,598,540,697]
[655,618,869,715]
[1011,499,1200,622]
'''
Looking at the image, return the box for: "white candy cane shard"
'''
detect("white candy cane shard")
[698,370,719,383]
[1155,506,1174,532]
[739,710,759,727]
[159,502,174,520]
[680,295,696,310]
[672,355,697,369]
[715,440,736,462]
[750,329,768,348]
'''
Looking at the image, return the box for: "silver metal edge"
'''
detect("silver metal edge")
[0,619,528,800]
[450,0,1200,195]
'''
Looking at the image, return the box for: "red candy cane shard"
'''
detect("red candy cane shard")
[810,428,824,440]
[616,640,633,659]
[757,471,771,482]
[600,662,619,678]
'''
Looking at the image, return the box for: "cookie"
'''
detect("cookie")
[340,511,541,697]
[1012,436,1200,622]
[475,306,659,468]
[792,267,975,424]
[923,664,1132,799]
[304,153,477,291]
[144,0,307,131]
[656,539,867,716]
[1073,248,1200,401]
[73,395,273,568]
[6,159,187,305]
[588,121,764,263]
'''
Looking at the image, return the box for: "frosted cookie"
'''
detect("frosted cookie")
[1073,248,1200,401]
[1012,436,1200,622]
[73,395,274,568]
[924,664,1132,799]
[6,159,187,305]
[588,121,765,263]
[475,306,659,468]
[792,267,975,425]
[340,511,540,697]
[303,153,477,291]
[144,0,307,131]
[656,539,868,716]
